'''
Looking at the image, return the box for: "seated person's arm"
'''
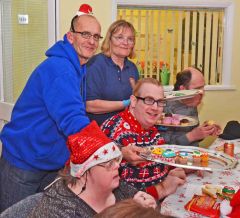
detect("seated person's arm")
[186,122,221,142]
[86,100,126,114]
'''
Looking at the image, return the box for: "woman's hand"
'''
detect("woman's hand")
[133,191,157,209]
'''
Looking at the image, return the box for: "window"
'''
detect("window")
[114,0,234,89]
[0,0,57,103]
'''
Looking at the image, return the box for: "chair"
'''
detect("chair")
[0,101,13,155]
[0,192,43,218]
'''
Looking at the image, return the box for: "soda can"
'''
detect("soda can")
[224,143,234,157]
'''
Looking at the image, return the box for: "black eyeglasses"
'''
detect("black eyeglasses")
[70,16,103,42]
[135,96,166,107]
[72,31,103,41]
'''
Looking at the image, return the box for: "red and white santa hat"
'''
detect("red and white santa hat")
[220,189,240,218]
[76,4,93,16]
[67,121,122,177]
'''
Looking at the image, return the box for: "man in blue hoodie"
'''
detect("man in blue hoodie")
[0,6,102,212]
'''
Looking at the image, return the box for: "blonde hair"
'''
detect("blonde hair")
[133,78,162,96]
[101,20,136,58]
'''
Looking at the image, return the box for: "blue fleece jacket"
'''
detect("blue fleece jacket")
[0,35,90,171]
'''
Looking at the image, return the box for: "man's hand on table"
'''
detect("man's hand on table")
[121,144,146,166]
[155,168,186,199]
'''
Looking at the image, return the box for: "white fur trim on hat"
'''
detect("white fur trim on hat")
[70,142,122,177]
[76,11,93,16]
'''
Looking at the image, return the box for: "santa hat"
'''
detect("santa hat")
[76,4,93,16]
[220,189,240,218]
[67,121,122,177]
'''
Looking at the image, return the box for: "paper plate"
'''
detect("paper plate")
[140,144,238,171]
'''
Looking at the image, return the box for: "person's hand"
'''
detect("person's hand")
[133,191,157,209]
[121,144,146,166]
[211,124,222,136]
[184,168,204,177]
[187,123,216,142]
[155,168,186,199]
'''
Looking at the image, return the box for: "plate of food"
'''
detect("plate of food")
[156,113,198,127]
[140,144,238,171]
[184,184,238,217]
[164,89,202,101]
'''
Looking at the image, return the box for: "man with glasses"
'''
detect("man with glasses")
[162,67,221,147]
[101,78,186,200]
[0,4,102,212]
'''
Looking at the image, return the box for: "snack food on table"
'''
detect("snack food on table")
[207,120,215,125]
[151,147,164,155]
[202,184,222,198]
[178,151,188,164]
[192,150,202,164]
[185,194,220,217]
[222,186,236,200]
[201,152,209,166]
[162,149,176,158]
[180,118,190,126]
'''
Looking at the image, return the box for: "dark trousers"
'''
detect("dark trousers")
[0,157,58,212]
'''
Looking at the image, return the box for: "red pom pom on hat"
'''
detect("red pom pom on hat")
[76,4,93,16]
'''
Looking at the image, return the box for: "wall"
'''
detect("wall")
[60,0,240,129]
[199,0,240,128]
[59,0,113,39]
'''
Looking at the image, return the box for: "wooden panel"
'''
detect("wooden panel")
[217,12,224,84]
[169,11,175,84]
[184,11,190,68]
[204,12,212,84]
[149,10,154,77]
[161,11,166,65]
[191,11,197,66]
[177,11,183,73]
[197,11,204,70]
[144,11,149,77]
[210,12,219,84]
[137,10,142,62]
[156,11,161,81]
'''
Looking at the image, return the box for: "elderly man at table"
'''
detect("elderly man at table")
[101,78,186,200]
[162,67,221,147]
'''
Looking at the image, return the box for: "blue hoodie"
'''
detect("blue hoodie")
[0,35,90,171]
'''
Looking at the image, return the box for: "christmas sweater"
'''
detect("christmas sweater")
[101,109,169,194]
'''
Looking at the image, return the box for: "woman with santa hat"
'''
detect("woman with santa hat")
[28,121,156,217]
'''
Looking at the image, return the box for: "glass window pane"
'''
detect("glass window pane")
[117,7,225,86]
[1,0,50,103]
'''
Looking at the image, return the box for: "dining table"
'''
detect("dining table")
[160,138,240,218]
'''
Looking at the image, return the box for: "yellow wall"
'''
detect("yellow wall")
[60,0,240,128]
[200,0,240,127]
[59,0,113,39]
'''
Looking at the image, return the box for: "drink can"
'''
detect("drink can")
[224,143,234,157]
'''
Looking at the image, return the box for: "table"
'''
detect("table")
[160,138,240,218]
